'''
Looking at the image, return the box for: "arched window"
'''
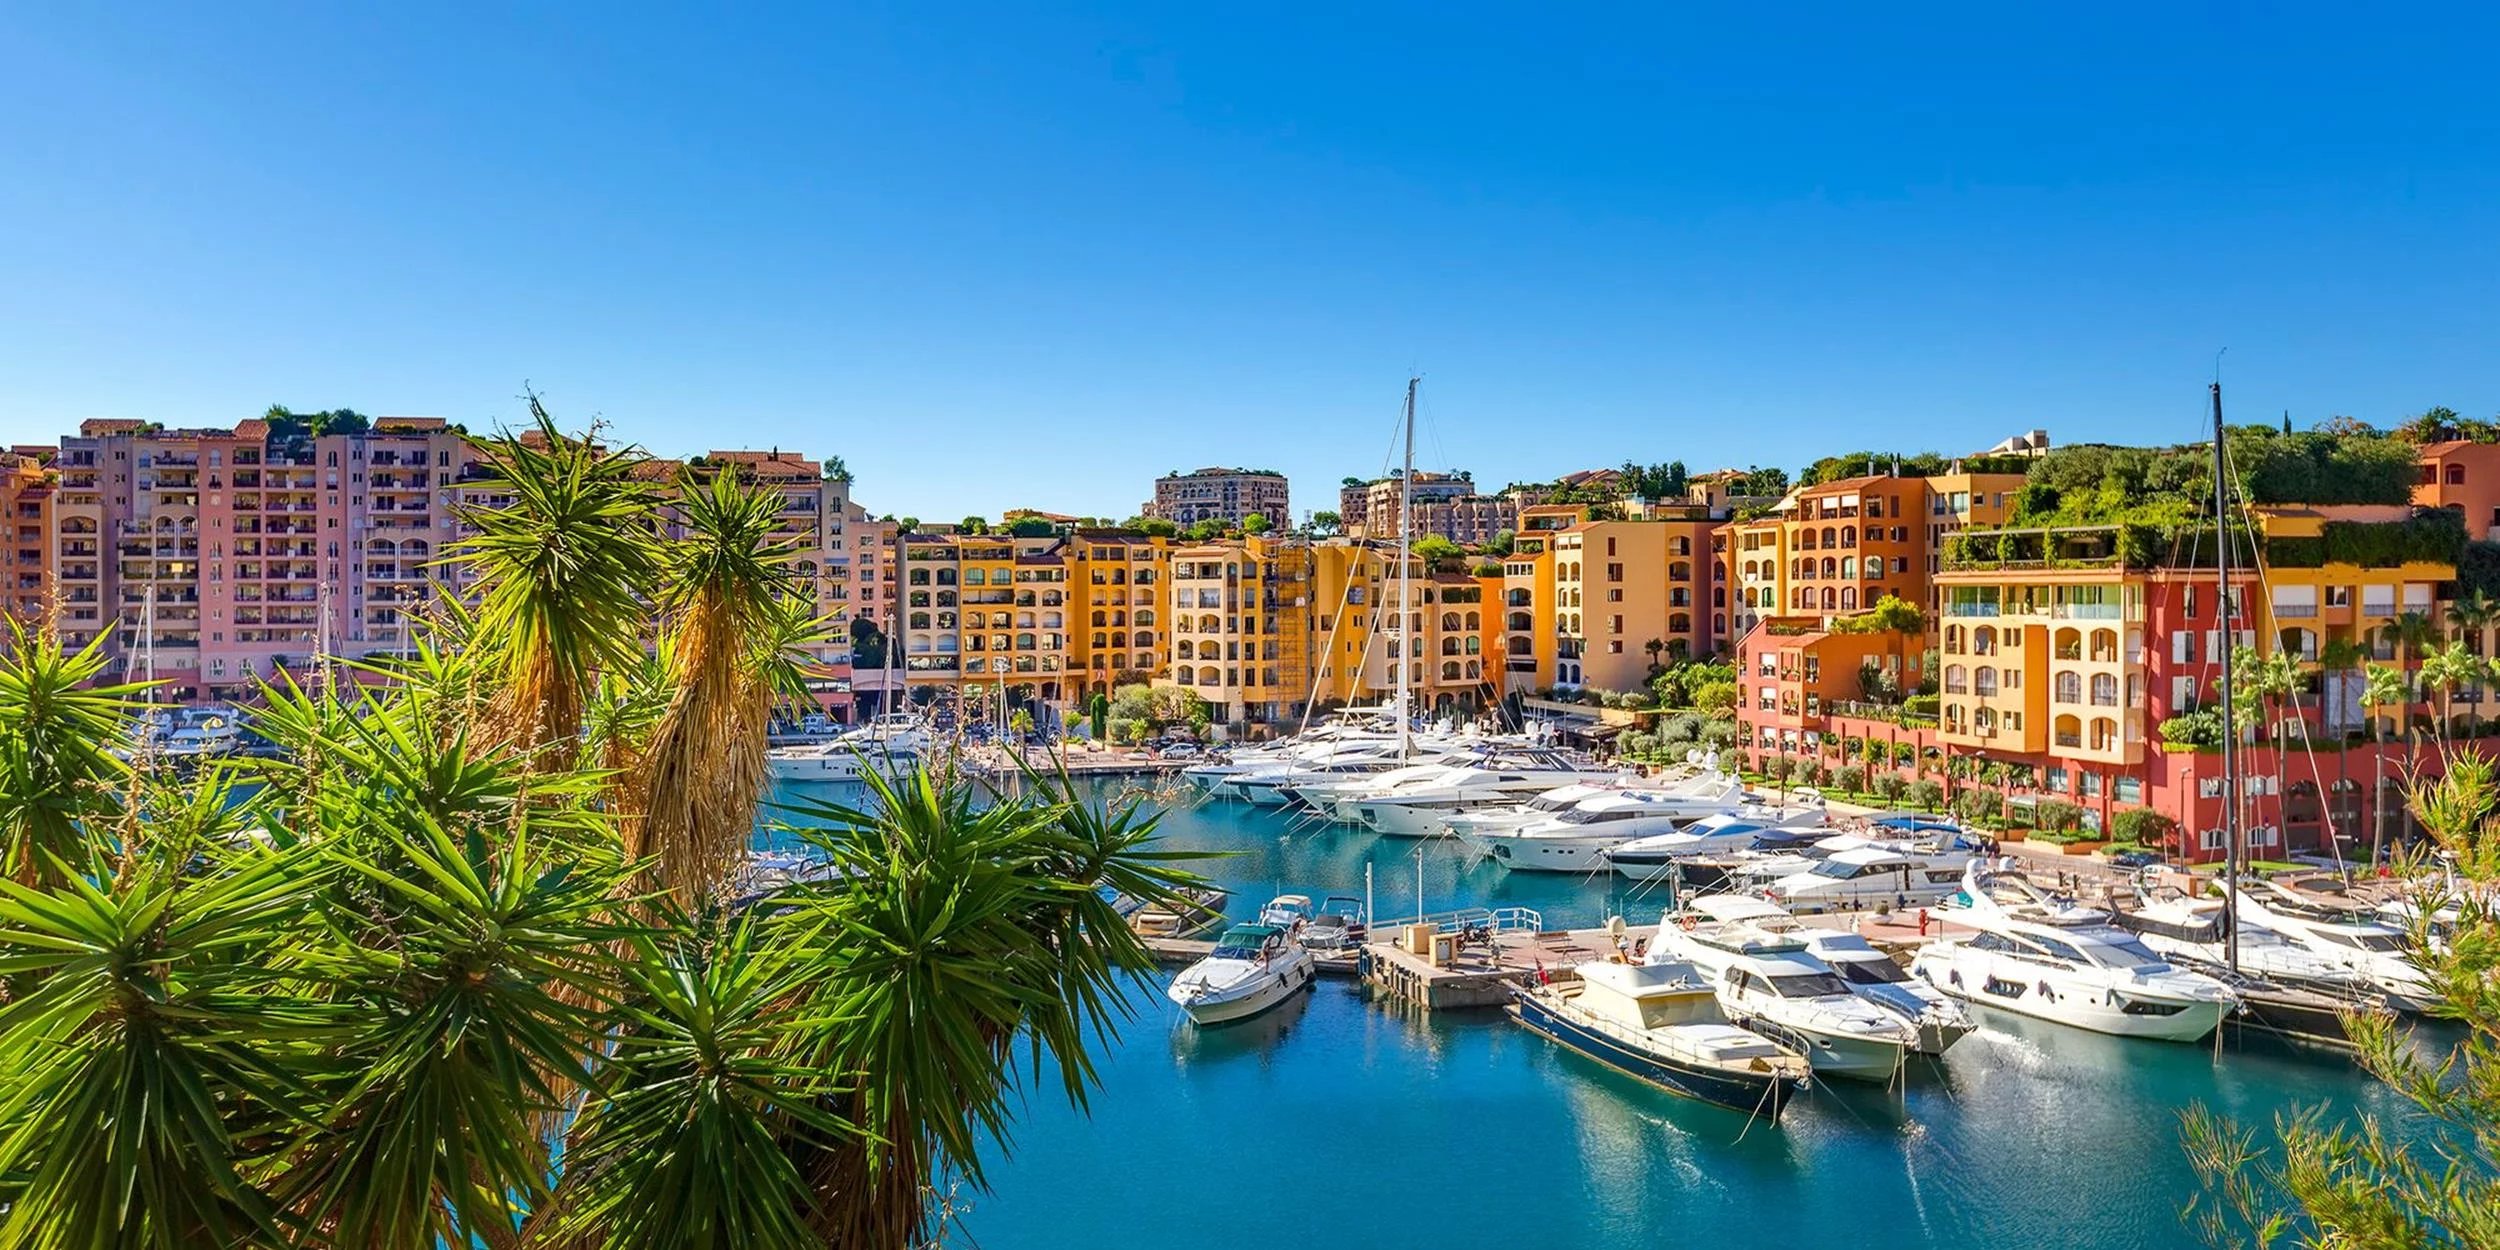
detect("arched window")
[2091,673,2118,706]
[1842,526,1857,548]
[1839,588,1857,611]
[1441,661,1461,681]
[1441,611,1461,631]
[2054,671,2082,704]
[1943,664,1967,694]
[1975,666,1999,696]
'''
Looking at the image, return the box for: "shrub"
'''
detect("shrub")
[1834,765,1868,795]
[1902,694,1940,718]
[1872,773,1907,803]
[1800,761,1829,789]
[1905,779,1944,811]
[2035,800,2086,833]
[2158,706,2224,750]
[2111,808,2177,846]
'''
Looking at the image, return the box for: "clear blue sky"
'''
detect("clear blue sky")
[4,5,2496,519]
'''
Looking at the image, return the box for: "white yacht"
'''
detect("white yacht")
[1509,959,1812,1119]
[1166,896,1319,1025]
[1648,895,1917,1082]
[1793,926,1975,1055]
[2230,882,2439,1012]
[1909,863,2236,1041]
[1470,778,1751,874]
[1340,756,1623,836]
[1759,843,1979,914]
[2114,890,2377,999]
[1604,808,1829,884]
[1438,781,1624,840]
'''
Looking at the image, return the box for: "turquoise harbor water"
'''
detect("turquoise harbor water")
[774,777,2416,1249]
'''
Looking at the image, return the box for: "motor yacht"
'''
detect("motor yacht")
[1166,895,1319,1025]
[2229,881,2440,1012]
[1604,808,1830,884]
[1470,777,1751,874]
[1647,895,1917,1082]
[1758,842,1980,914]
[1909,863,2236,1041]
[2113,890,2377,998]
[1791,926,1975,1055]
[1509,959,1811,1118]
[1340,756,1625,836]
[1438,781,1625,840]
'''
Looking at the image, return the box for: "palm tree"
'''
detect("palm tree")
[2445,589,2496,658]
[0,619,156,886]
[779,764,1197,1248]
[2421,640,2484,750]
[634,467,813,905]
[441,399,663,763]
[0,653,1204,1249]
[2362,661,2414,865]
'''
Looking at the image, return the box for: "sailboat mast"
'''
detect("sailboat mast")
[1395,377,1417,759]
[2212,380,2242,973]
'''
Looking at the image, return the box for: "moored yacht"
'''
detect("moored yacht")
[1909,863,2236,1041]
[1471,777,1750,873]
[1604,808,1829,884]
[1509,959,1811,1119]
[1792,926,1975,1055]
[2230,881,2440,1012]
[1342,756,1624,835]
[1758,842,1980,914]
[1166,895,1319,1025]
[1648,895,1917,1082]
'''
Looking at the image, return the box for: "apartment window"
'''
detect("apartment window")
[1609,615,1623,634]
[1606,588,1623,602]
[1608,640,1623,654]
[1605,562,1623,582]
[1606,537,1617,556]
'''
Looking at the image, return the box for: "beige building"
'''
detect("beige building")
[1144,467,1290,527]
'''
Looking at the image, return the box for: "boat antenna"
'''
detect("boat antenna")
[1396,376,1417,761]
[2211,373,2241,973]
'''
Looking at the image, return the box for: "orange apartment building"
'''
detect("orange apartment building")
[1,450,51,626]
[2413,440,2500,540]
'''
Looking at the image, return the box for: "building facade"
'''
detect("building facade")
[1144,467,1290,528]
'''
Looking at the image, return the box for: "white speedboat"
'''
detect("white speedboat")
[1166,896,1319,1025]
[1509,960,1811,1119]
[2230,882,2439,1012]
[1648,896,1917,1082]
[1909,863,2236,1042]
[1792,927,1974,1055]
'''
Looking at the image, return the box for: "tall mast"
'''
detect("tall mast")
[2212,380,2241,972]
[1395,377,1417,759]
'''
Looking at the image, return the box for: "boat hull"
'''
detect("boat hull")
[1731,1015,1907,1082]
[1475,834,1624,873]
[1509,995,1795,1119]
[1912,952,2228,1042]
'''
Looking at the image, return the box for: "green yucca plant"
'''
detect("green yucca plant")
[0,618,158,887]
[440,396,664,764]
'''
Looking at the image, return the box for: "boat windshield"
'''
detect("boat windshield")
[2321,929,2408,953]
[1559,807,1639,825]
[2083,935,2169,969]
[1211,926,1277,960]
[1809,859,1870,879]
[1765,971,1854,998]
[1830,957,1909,985]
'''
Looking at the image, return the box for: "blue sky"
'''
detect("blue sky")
[3,5,2495,519]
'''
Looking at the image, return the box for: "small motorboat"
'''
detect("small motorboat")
[1299,895,1370,952]
[1166,896,1318,1025]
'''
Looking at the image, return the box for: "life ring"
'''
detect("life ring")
[1677,914,1698,931]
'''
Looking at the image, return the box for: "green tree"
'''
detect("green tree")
[1240,512,1272,535]
[1308,510,1342,537]
[2363,660,2415,864]
[1411,535,1463,565]
[0,577,1204,1250]
[2182,753,2498,1248]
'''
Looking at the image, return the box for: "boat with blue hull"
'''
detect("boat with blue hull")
[1508,960,1810,1120]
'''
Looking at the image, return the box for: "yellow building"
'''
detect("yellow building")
[899,532,1077,709]
[1068,529,1170,698]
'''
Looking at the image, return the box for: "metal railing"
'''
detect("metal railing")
[1381,904,1547,934]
